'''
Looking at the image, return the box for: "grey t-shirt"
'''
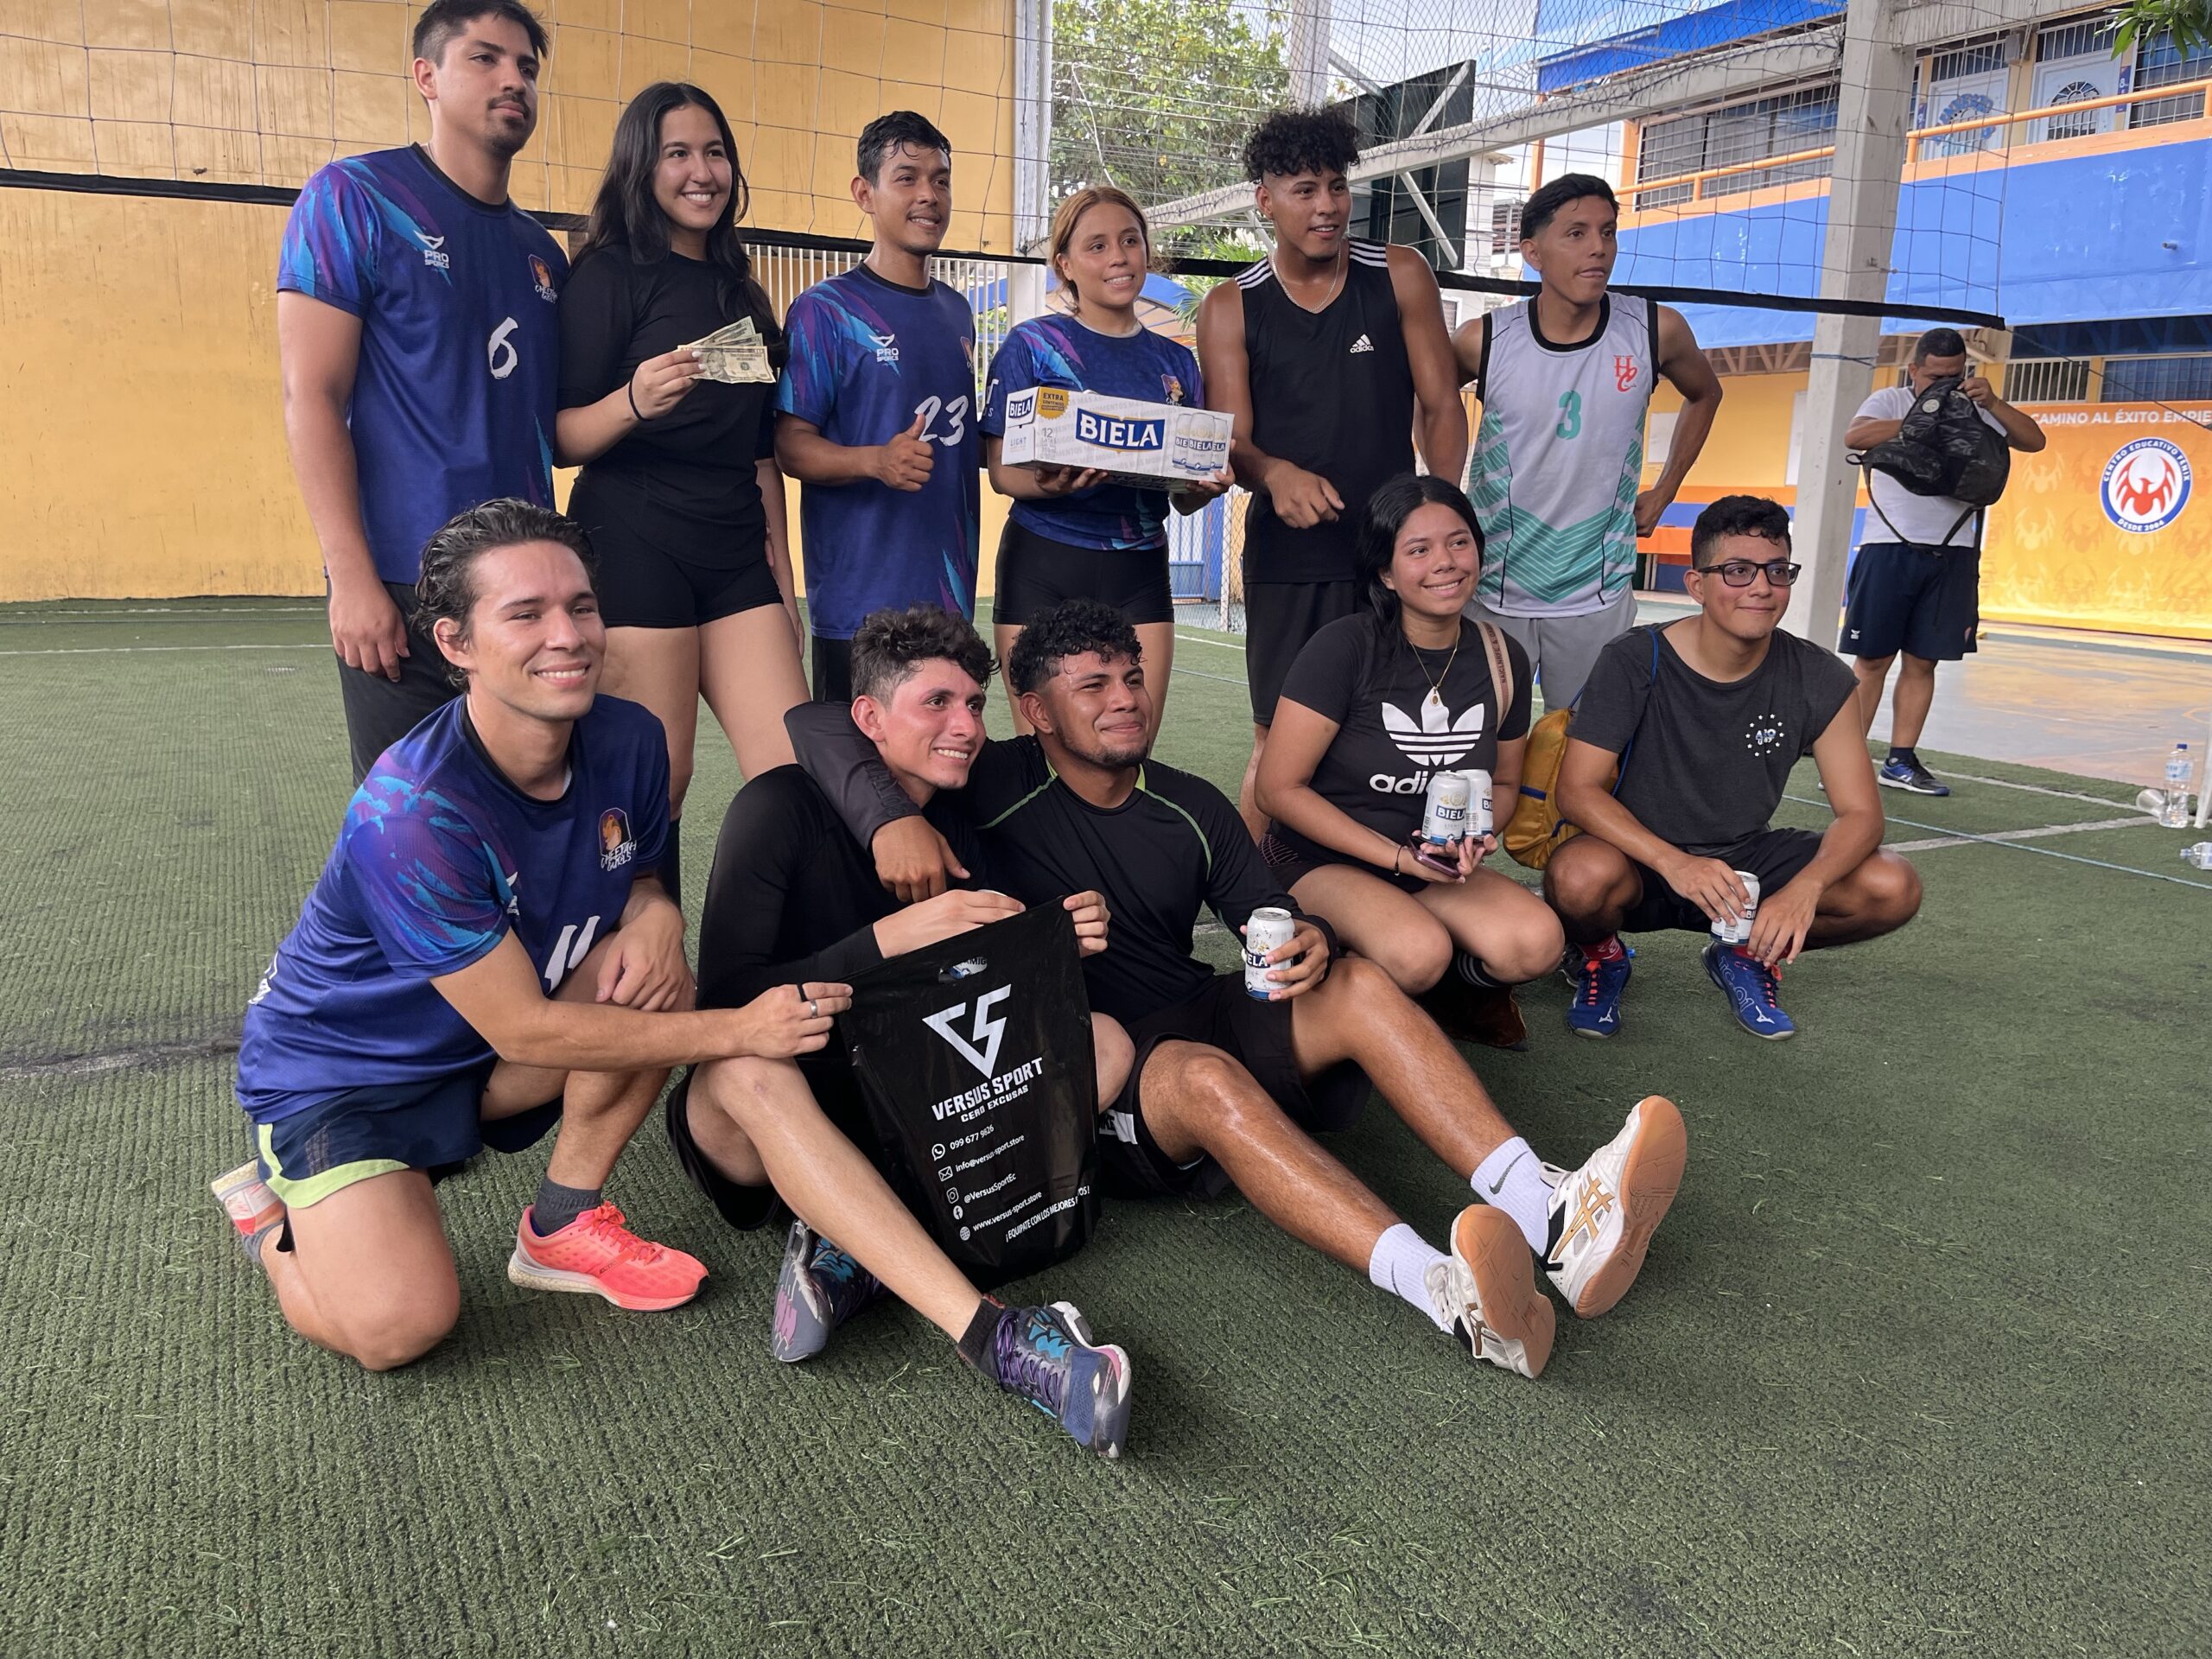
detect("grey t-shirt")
[1856,383,2008,548]
[1573,623,1859,855]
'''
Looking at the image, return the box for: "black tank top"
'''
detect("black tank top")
[1239,240,1416,583]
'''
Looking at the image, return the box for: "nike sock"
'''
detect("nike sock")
[957,1296,1007,1375]
[1887,746,1916,765]
[658,817,682,910]
[1367,1224,1452,1332]
[1453,949,1507,989]
[531,1178,601,1236]
[1472,1137,1551,1253]
[1583,934,1627,963]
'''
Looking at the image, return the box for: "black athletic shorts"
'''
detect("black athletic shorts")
[595,544,783,631]
[664,1052,874,1232]
[1618,827,1825,934]
[1246,579,1365,725]
[1098,971,1370,1198]
[1843,540,1980,663]
[1262,830,1428,897]
[993,518,1173,627]
[335,580,460,785]
[810,634,853,702]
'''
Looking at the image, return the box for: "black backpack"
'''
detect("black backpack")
[1853,374,2011,545]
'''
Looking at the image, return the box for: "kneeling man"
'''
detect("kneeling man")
[214,501,831,1370]
[673,606,1137,1459]
[1548,495,1923,1040]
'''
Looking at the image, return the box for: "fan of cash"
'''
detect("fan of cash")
[681,317,774,385]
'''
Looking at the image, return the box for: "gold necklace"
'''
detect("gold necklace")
[1404,624,1461,714]
[1273,243,1348,313]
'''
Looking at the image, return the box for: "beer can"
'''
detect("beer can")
[1243,906,1298,998]
[1421,771,1471,844]
[1466,768,1494,838]
[1711,870,1761,944]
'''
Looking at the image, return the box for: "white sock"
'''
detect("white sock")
[1473,1137,1551,1253]
[1367,1223,1452,1332]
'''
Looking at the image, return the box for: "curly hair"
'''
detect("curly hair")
[1007,599,1142,696]
[1689,495,1793,567]
[1242,106,1359,183]
[415,499,597,685]
[849,605,994,702]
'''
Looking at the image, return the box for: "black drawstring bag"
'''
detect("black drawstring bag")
[836,902,1098,1289]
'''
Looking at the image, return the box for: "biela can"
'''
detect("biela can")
[1421,771,1471,843]
[1466,768,1495,839]
[1243,906,1298,998]
[1711,870,1761,944]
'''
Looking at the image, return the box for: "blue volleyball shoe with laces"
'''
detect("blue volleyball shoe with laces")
[769,1222,887,1362]
[1702,941,1797,1039]
[1563,940,1633,1039]
[990,1301,1134,1459]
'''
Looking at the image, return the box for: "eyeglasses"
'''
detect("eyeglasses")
[1695,558,1802,588]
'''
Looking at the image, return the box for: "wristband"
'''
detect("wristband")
[627,381,646,423]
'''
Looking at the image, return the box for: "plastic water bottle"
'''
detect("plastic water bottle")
[2183,842,2212,871]
[2161,744,2194,829]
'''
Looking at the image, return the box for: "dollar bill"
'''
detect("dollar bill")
[681,317,772,383]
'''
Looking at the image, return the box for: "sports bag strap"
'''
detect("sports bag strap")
[1474,620,1515,730]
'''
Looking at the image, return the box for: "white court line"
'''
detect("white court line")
[1885,815,2153,853]
[0,606,324,617]
[1938,771,2138,809]
[0,643,325,657]
[1783,793,2212,889]
[1175,632,1248,653]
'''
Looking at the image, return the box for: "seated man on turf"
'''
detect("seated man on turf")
[213,499,842,1371]
[788,599,1691,1382]
[1547,494,1923,1041]
[672,605,1140,1459]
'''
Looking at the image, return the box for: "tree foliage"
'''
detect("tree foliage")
[1051,0,1290,207]
[2112,0,2211,56]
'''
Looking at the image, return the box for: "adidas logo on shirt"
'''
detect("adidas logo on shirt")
[1348,334,1374,354]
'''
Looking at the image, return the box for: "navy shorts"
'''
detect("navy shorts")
[663,1052,878,1233]
[1099,972,1370,1198]
[251,1063,562,1212]
[1843,540,1980,663]
[1618,827,1825,934]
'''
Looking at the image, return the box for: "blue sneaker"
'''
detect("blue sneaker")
[1879,756,1950,796]
[991,1301,1134,1459]
[1563,940,1633,1039]
[769,1222,885,1363]
[1702,942,1797,1040]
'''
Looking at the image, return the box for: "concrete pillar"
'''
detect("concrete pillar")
[1791,0,1912,652]
[1287,0,1332,108]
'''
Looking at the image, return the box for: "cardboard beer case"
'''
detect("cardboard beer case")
[999,385,1233,492]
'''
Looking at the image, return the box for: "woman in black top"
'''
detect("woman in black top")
[1255,475,1564,1044]
[557,82,808,902]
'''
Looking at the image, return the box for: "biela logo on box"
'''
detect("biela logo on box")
[1074,410,1166,451]
[2101,436,2191,532]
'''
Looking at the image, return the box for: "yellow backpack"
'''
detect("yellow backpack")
[1503,629,1656,871]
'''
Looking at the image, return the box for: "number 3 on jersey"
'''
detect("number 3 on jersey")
[1554,390,1582,441]
[912,393,969,447]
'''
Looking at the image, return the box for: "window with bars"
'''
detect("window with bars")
[2098,354,2212,402]
[1491,199,1522,254]
[2131,28,2212,127]
[2005,358,2093,403]
[1919,41,2011,156]
[1635,82,1839,207]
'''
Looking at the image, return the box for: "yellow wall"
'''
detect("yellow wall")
[0,0,1018,600]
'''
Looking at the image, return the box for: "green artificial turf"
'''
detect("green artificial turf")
[1,600,2206,1656]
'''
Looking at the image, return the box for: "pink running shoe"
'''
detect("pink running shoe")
[506,1204,707,1313]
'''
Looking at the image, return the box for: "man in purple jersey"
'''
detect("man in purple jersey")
[211,502,851,1371]
[774,111,982,702]
[277,0,569,782]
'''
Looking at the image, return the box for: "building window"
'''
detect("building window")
[2006,357,2094,403]
[2098,354,2212,402]
[2131,28,2212,127]
[1636,82,1839,207]
[1919,41,2011,156]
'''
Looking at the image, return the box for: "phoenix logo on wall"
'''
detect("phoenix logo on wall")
[2100,437,2191,533]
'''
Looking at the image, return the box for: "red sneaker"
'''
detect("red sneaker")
[506,1204,707,1313]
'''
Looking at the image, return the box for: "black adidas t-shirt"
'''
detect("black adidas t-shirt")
[1272,613,1530,867]
[1573,622,1858,856]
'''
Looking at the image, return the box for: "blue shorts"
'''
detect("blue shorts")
[251,1064,563,1212]
[1843,540,1980,663]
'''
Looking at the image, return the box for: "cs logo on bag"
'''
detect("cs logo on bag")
[2101,437,2190,533]
[925,985,1011,1077]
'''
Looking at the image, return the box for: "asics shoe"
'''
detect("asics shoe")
[991,1301,1134,1459]
[506,1203,708,1313]
[1425,1205,1555,1379]
[210,1160,284,1262]
[1703,941,1797,1040]
[1563,940,1632,1039]
[770,1221,886,1363]
[1878,756,1950,796]
[1543,1096,1688,1319]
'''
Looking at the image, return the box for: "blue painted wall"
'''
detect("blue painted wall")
[1616,136,2212,341]
[1534,0,1841,92]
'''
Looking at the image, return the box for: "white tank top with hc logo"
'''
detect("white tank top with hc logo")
[1467,294,1658,617]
